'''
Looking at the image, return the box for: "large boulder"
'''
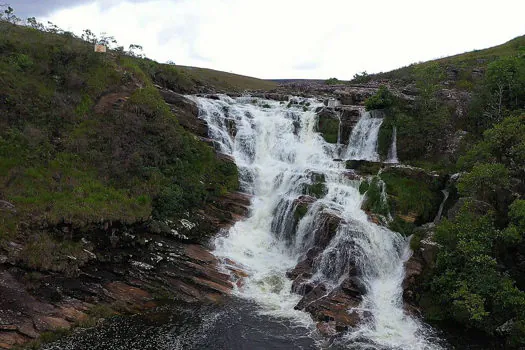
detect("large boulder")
[294,277,364,331]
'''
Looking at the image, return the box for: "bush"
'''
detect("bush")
[364,85,394,111]
[457,163,509,202]
[325,77,340,85]
[426,202,525,342]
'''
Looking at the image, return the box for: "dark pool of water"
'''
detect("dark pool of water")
[42,298,325,350]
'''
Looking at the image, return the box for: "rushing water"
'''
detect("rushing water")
[386,126,399,164]
[190,95,442,349]
[345,111,384,161]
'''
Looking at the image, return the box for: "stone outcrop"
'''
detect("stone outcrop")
[0,225,243,349]
[159,88,208,138]
[284,210,367,334]
[0,87,252,349]
[337,106,361,144]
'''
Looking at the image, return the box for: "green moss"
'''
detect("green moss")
[380,167,442,225]
[303,182,328,198]
[16,233,92,276]
[317,117,339,143]
[346,160,382,175]
[362,177,389,216]
[390,216,416,237]
[294,203,309,220]
[359,180,370,194]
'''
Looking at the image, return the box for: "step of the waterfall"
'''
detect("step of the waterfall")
[189,95,439,349]
[386,126,399,164]
[345,110,384,161]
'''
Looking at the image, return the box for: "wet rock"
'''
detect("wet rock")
[337,106,361,144]
[345,160,383,175]
[313,212,344,249]
[402,255,424,303]
[316,321,337,336]
[316,108,339,144]
[296,283,362,329]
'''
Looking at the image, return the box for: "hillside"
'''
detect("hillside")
[1,8,525,349]
[356,34,525,89]
[0,16,266,349]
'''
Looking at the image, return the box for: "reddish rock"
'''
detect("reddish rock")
[316,321,337,336]
[33,316,70,332]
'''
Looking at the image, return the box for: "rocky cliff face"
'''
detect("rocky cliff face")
[0,90,251,349]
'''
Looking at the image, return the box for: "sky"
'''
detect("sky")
[12,0,525,79]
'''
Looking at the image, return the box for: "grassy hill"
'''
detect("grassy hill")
[177,65,276,92]
[0,18,274,262]
[354,34,525,89]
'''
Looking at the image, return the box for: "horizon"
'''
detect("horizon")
[11,0,525,80]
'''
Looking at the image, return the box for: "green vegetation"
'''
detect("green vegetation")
[357,35,525,88]
[381,167,443,226]
[364,85,394,111]
[345,160,383,175]
[419,114,525,346]
[317,116,339,143]
[325,77,340,85]
[294,203,309,220]
[363,66,454,163]
[361,177,389,217]
[0,12,246,269]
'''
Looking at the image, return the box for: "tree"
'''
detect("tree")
[485,57,525,120]
[2,6,20,24]
[414,62,445,110]
[98,32,117,48]
[26,17,44,30]
[128,44,144,58]
[457,163,510,202]
[365,85,394,111]
[81,29,98,44]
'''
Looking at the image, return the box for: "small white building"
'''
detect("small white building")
[94,44,106,53]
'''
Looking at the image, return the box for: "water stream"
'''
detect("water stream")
[345,111,384,161]
[191,95,441,349]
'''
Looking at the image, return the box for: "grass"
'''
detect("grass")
[0,21,242,244]
[177,65,277,92]
[357,34,525,88]
[380,168,443,225]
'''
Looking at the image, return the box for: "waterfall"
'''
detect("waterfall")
[386,126,399,164]
[189,95,440,349]
[434,189,450,224]
[345,111,383,161]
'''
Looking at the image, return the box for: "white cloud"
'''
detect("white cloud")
[44,0,525,79]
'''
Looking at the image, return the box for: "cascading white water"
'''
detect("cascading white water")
[345,111,384,161]
[189,95,440,349]
[386,126,399,164]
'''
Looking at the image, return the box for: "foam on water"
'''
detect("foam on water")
[190,95,441,349]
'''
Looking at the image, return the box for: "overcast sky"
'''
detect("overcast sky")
[12,0,525,79]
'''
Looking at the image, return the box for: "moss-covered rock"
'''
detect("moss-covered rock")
[361,177,390,217]
[346,160,383,175]
[316,109,340,144]
[380,167,444,226]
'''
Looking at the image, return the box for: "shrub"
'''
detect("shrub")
[364,85,394,111]
[457,163,509,202]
